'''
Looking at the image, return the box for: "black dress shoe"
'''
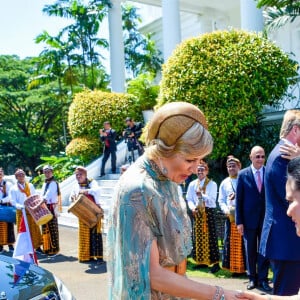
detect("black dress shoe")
[247,280,256,290]
[232,272,247,278]
[193,264,208,270]
[258,281,272,292]
[210,263,220,274]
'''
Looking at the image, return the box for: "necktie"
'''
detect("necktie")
[256,170,262,192]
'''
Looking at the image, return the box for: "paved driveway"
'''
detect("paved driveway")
[36,225,270,299]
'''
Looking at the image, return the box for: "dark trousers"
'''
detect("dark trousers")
[101,147,116,175]
[271,259,300,295]
[243,228,269,282]
[127,139,144,157]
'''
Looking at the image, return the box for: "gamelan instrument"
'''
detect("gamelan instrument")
[68,194,103,228]
[24,194,53,226]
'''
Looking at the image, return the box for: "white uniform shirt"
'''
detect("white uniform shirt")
[41,180,59,205]
[0,180,13,204]
[186,177,218,210]
[10,182,36,209]
[217,177,237,215]
[69,179,102,206]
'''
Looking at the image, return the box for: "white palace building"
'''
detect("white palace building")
[106,0,300,120]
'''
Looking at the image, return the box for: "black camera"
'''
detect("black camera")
[124,128,132,138]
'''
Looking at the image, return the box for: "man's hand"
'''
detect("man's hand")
[237,224,244,236]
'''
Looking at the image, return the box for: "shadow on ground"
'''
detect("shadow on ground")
[37,253,77,263]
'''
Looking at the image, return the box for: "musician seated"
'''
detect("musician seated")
[69,166,104,263]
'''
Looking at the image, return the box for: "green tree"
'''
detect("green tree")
[127,72,159,111]
[42,0,110,90]
[0,55,69,173]
[34,30,79,95]
[122,3,163,78]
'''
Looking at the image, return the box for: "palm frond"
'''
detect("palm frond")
[263,6,299,31]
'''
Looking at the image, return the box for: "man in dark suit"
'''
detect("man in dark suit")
[123,117,144,161]
[236,146,271,292]
[99,121,117,177]
[260,110,300,296]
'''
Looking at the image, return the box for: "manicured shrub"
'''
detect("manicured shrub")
[68,90,140,138]
[158,29,298,158]
[66,90,143,161]
[65,136,100,164]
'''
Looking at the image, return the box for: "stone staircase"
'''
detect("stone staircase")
[58,173,120,234]
[56,139,143,232]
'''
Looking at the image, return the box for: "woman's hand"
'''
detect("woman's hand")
[280,143,300,160]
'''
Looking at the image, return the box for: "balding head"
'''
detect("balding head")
[250,145,265,170]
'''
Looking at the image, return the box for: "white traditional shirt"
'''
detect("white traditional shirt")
[41,180,59,205]
[186,177,218,210]
[10,182,36,209]
[69,179,102,206]
[218,176,238,215]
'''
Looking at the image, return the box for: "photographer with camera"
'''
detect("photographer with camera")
[99,121,117,177]
[123,117,144,162]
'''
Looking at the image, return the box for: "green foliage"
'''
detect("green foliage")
[67,90,143,160]
[32,152,84,188]
[122,3,163,78]
[158,29,298,159]
[66,136,100,164]
[68,90,141,139]
[38,0,111,91]
[256,0,299,9]
[127,73,159,111]
[0,55,70,173]
[256,0,300,31]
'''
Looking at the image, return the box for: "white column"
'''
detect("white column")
[108,0,125,92]
[162,0,181,61]
[240,0,264,32]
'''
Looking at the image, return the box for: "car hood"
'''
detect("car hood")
[0,254,59,300]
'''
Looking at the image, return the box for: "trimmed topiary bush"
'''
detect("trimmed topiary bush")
[66,90,143,161]
[158,29,298,158]
[66,136,100,164]
[68,90,141,138]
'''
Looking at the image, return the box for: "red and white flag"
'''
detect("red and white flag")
[13,208,38,265]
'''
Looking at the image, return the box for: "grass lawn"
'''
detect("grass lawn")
[187,257,273,281]
[186,257,238,279]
